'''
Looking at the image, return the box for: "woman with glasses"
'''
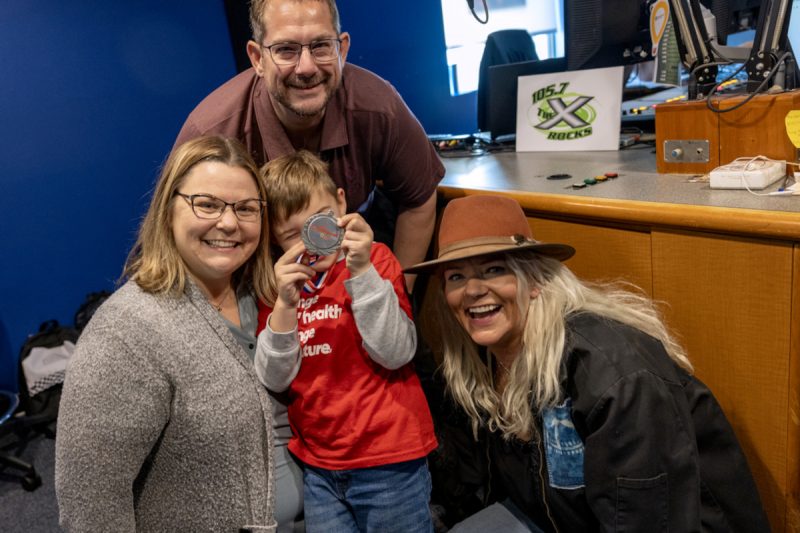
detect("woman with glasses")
[55,136,278,532]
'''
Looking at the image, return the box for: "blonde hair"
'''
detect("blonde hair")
[123,136,276,303]
[260,149,339,228]
[249,0,341,45]
[433,251,692,440]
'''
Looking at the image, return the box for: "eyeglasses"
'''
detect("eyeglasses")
[262,38,342,66]
[174,192,265,222]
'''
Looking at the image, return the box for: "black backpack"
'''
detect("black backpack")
[17,320,79,425]
[17,290,111,422]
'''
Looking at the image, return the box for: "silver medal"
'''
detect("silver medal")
[301,211,343,256]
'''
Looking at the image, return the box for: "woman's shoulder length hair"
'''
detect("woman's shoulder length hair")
[434,250,691,440]
[123,136,277,303]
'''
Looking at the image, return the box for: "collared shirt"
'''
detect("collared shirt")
[176,64,444,213]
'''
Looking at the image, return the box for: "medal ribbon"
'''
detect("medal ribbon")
[296,254,329,293]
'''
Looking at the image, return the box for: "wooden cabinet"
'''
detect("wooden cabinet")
[651,230,795,529]
[528,216,653,295]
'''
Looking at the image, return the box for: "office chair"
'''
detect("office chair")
[0,389,42,491]
[477,29,538,133]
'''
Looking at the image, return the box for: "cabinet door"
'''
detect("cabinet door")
[528,216,653,295]
[652,229,793,532]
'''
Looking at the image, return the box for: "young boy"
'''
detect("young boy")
[255,150,437,532]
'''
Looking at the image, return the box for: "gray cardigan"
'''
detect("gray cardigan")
[55,280,276,532]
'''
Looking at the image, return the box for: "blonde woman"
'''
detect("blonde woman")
[407,195,767,532]
[56,136,277,532]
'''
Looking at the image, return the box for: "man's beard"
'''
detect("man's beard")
[273,73,333,117]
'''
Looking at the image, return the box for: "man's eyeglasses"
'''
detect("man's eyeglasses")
[262,38,342,66]
[175,192,265,222]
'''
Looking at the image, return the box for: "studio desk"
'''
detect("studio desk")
[429,146,800,532]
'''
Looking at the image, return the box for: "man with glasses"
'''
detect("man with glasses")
[175,0,444,294]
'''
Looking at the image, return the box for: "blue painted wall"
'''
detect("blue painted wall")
[0,1,238,390]
[0,0,474,390]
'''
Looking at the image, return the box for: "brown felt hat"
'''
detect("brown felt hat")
[404,195,575,274]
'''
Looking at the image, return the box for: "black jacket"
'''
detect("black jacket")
[429,313,769,532]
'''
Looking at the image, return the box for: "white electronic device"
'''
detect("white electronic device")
[709,158,786,189]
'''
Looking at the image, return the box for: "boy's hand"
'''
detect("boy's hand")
[338,213,373,277]
[274,241,315,312]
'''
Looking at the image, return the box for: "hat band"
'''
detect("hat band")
[437,234,532,261]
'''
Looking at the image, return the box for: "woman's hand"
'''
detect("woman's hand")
[338,213,374,277]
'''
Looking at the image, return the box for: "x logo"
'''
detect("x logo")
[536,96,594,130]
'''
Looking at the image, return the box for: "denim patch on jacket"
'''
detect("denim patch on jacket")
[542,398,585,489]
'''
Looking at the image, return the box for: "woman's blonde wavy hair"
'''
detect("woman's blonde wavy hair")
[432,251,692,440]
[123,136,276,303]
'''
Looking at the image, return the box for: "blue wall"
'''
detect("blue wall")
[0,0,474,390]
[0,1,238,389]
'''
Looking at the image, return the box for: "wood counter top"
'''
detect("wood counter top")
[439,148,800,240]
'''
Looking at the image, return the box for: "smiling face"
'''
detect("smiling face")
[247,0,350,126]
[171,161,262,293]
[272,185,346,271]
[443,256,539,359]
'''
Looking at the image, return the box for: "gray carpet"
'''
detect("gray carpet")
[0,434,61,532]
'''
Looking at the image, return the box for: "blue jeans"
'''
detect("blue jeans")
[303,457,433,533]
